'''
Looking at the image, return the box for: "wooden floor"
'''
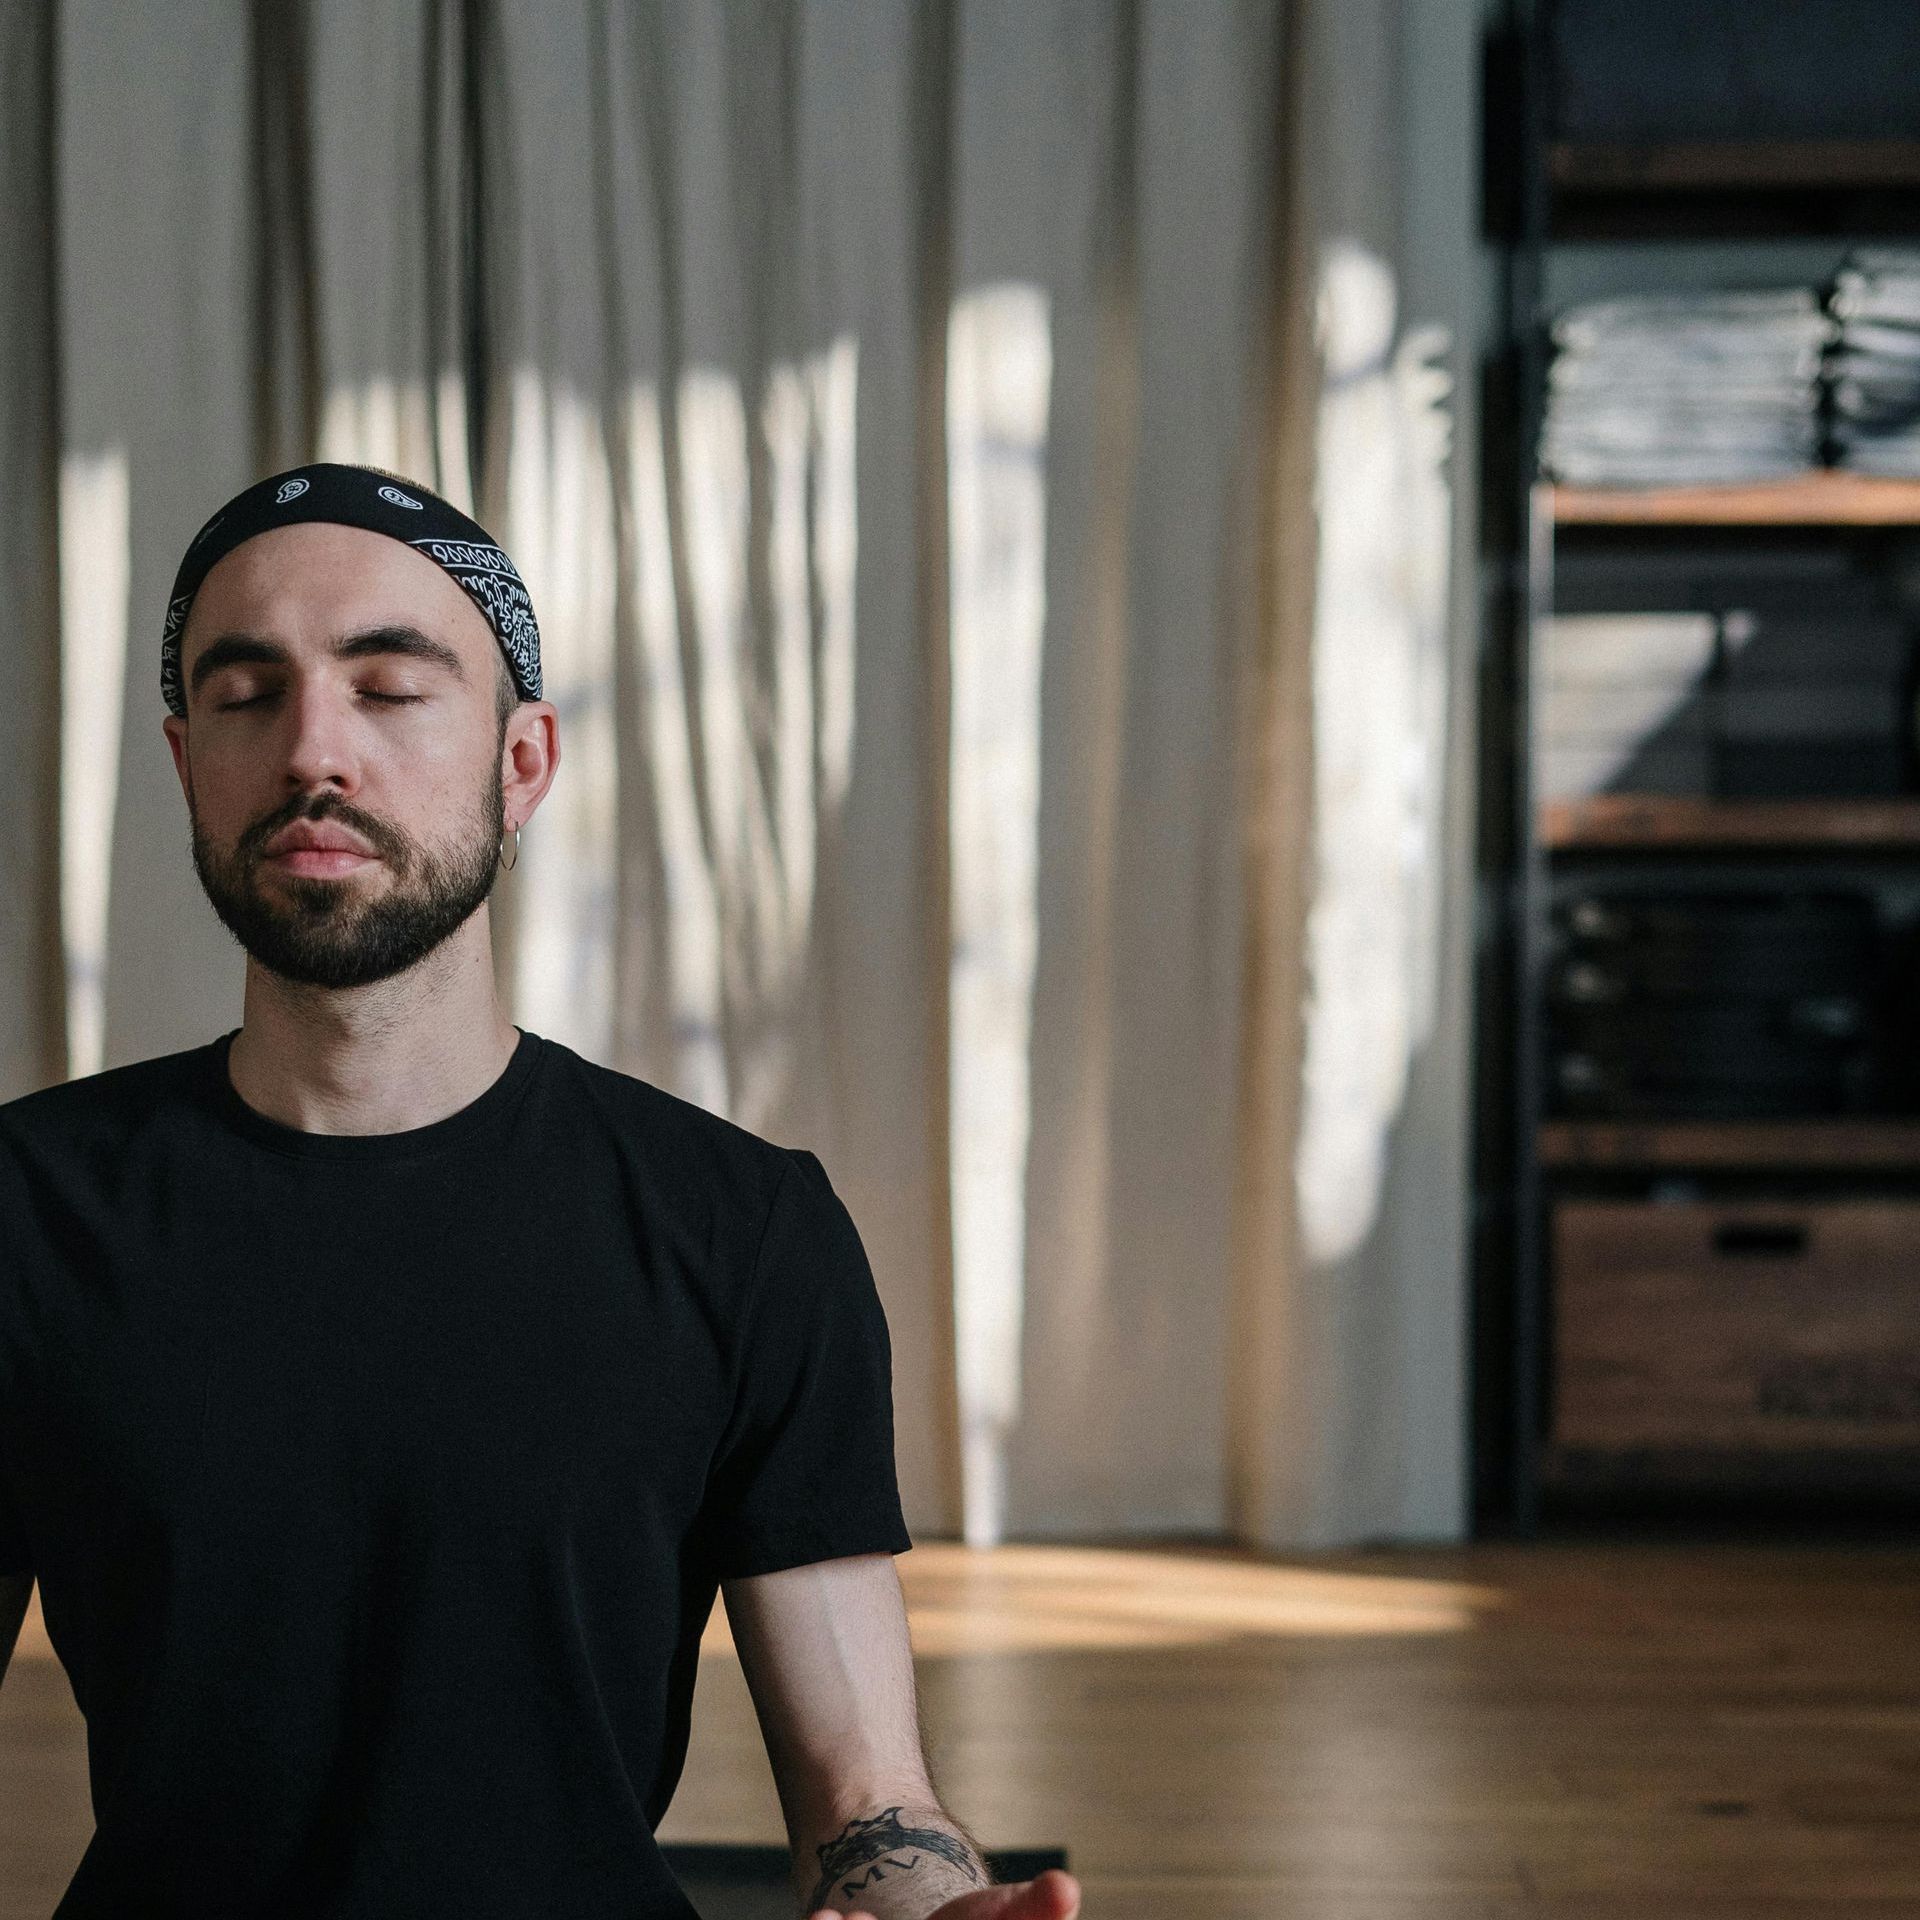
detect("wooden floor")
[3,1540,1918,1917]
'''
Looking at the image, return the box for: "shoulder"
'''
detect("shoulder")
[528,1036,826,1219]
[524,1043,860,1338]
[0,1042,219,1178]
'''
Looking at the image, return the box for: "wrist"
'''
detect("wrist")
[800,1799,989,1918]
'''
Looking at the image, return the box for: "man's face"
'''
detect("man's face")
[163,522,511,990]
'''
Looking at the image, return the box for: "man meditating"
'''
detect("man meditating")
[0,463,1079,1920]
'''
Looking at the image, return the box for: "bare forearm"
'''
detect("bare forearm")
[799,1798,990,1919]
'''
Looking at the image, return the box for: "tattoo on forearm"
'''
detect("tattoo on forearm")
[806,1806,987,1911]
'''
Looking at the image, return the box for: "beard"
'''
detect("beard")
[190,763,504,991]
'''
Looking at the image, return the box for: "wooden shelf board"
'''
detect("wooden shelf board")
[1540,795,1920,852]
[1549,471,1920,527]
[1540,1119,1920,1173]
[1549,139,1920,195]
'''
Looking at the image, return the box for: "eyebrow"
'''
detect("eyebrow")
[188,624,469,697]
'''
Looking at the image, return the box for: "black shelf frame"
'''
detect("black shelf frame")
[1473,0,1555,1537]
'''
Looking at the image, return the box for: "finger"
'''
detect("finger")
[1031,1868,1082,1917]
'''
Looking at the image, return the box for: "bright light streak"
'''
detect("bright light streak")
[503,372,620,1060]
[1296,242,1453,1265]
[57,447,129,1081]
[946,285,1053,1547]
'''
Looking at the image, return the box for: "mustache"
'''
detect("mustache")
[236,791,409,866]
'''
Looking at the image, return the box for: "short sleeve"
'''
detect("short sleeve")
[697,1149,913,1580]
[0,1155,30,1577]
[0,1464,28,1578]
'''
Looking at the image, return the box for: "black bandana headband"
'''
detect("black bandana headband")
[161,462,542,716]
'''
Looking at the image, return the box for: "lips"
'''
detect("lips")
[266,828,373,857]
[260,821,380,873]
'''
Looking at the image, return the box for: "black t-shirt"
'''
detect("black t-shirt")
[0,1028,911,1918]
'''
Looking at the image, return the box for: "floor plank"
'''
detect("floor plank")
[3,1542,1917,1916]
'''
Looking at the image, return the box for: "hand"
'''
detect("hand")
[808,1866,1083,1920]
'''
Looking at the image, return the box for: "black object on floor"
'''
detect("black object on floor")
[661,1844,1071,1920]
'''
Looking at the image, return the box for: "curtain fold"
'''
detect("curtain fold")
[0,0,1475,1549]
[0,0,66,1097]
[59,0,256,1071]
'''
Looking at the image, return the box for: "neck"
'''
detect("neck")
[226,908,520,1135]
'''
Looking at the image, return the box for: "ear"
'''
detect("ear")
[162,713,191,805]
[499,700,561,835]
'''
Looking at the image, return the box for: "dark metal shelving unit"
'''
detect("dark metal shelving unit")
[1472,1,1920,1536]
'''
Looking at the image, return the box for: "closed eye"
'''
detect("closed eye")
[212,689,426,711]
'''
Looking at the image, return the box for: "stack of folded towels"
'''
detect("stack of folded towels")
[1827,251,1920,477]
[1540,290,1835,487]
[1535,613,1718,803]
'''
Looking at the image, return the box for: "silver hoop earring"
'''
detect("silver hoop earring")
[499,824,521,871]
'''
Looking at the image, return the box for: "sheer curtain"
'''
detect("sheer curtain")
[0,0,1477,1549]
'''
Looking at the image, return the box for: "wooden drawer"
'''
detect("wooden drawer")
[1552,1198,1920,1454]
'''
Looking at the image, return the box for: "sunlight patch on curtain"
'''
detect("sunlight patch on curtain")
[797,339,859,820]
[1296,240,1453,1266]
[623,381,728,1112]
[57,447,129,1080]
[946,284,1052,1547]
[502,371,620,1059]
[317,370,474,514]
[677,367,788,1123]
[617,338,859,1125]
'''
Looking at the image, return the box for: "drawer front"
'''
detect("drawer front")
[1552,1199,1920,1453]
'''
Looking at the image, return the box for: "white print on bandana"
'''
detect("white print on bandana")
[275,478,310,505]
[409,538,542,699]
[378,485,424,510]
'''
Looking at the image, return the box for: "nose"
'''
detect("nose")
[279,676,363,798]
